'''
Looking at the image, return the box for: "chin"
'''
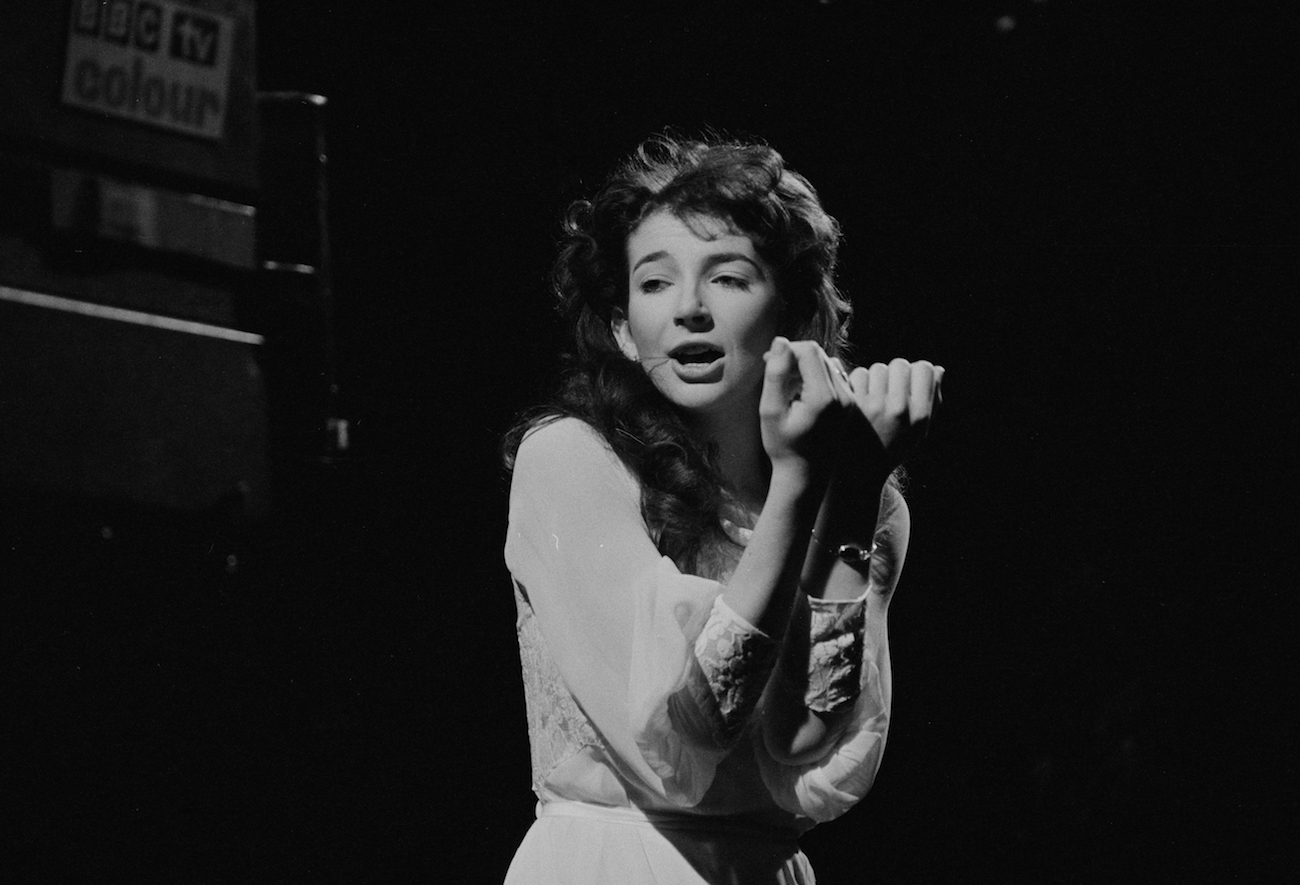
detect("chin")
[667,386,750,423]
[654,382,719,413]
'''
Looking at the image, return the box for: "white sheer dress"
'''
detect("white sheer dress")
[503,418,909,884]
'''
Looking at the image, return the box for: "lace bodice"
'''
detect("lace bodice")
[514,583,604,795]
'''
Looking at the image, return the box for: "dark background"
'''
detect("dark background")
[7,1,1296,882]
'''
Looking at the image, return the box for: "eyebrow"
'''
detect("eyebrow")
[630,250,767,278]
[630,250,670,273]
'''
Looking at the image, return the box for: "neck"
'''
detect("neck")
[686,396,768,518]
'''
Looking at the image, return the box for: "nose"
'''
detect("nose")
[673,278,712,329]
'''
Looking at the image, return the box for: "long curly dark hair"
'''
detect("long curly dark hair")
[504,132,855,573]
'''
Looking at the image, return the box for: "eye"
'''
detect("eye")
[637,277,671,294]
[712,274,750,290]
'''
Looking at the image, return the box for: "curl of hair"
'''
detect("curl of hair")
[505,132,857,572]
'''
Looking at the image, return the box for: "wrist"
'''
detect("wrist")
[824,464,887,525]
[801,469,883,593]
[809,529,875,570]
[768,457,832,511]
[834,456,891,497]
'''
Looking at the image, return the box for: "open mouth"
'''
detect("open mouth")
[670,344,724,365]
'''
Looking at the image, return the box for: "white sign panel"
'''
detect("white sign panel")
[61,0,234,140]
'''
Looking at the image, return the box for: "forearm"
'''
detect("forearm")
[761,595,855,764]
[764,468,893,762]
[802,464,889,601]
[762,587,890,764]
[720,462,826,636]
[687,463,826,747]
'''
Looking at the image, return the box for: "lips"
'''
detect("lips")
[668,343,724,365]
[665,342,725,383]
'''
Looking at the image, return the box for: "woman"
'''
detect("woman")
[502,133,942,883]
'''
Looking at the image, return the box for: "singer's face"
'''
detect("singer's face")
[615,210,782,420]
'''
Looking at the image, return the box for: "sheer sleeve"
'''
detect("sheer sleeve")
[504,418,773,806]
[758,483,910,823]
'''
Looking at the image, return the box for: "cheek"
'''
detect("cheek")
[628,319,661,355]
[624,302,655,345]
[742,299,783,351]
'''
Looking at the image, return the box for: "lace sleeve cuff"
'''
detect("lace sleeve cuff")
[803,593,868,714]
[690,595,778,741]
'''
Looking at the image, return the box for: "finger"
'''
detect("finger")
[848,365,870,392]
[865,362,889,416]
[829,357,850,384]
[816,350,837,396]
[909,360,937,424]
[886,358,911,418]
[786,340,834,405]
[934,366,945,407]
[828,356,843,384]
[760,337,795,413]
[848,365,870,405]
[828,357,855,405]
[801,343,836,392]
[763,335,790,366]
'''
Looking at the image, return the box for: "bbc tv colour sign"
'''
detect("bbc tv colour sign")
[61,0,235,140]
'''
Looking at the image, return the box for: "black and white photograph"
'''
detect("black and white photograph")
[3,2,1294,882]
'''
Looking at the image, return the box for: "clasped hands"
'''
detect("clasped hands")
[759,336,943,485]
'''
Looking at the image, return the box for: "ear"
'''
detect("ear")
[611,308,639,361]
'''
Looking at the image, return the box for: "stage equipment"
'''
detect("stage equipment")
[1,1,341,528]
